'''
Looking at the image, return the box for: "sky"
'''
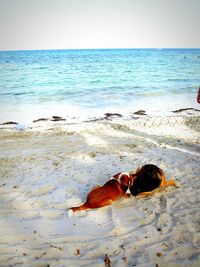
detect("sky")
[0,0,199,51]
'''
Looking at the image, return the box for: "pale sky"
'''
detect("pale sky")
[0,0,199,51]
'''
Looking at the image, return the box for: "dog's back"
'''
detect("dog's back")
[86,179,126,208]
[130,164,162,196]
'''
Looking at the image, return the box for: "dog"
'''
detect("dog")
[68,172,133,217]
[130,164,177,197]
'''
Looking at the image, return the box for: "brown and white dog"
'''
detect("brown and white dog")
[67,172,133,217]
[130,164,177,197]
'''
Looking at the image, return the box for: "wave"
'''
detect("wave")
[0,91,35,97]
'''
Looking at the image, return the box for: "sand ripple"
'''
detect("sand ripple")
[0,114,200,266]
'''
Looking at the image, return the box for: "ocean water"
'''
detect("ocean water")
[0,49,199,124]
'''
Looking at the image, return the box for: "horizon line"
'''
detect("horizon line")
[1,47,200,52]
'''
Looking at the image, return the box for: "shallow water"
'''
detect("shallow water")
[0,49,199,124]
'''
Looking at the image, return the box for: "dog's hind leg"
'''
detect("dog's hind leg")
[67,202,89,217]
[68,199,114,217]
[90,199,113,209]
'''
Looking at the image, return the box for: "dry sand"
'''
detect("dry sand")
[0,112,200,267]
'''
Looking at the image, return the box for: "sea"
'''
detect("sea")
[0,49,199,125]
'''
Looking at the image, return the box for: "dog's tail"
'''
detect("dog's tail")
[67,203,89,218]
[159,169,177,188]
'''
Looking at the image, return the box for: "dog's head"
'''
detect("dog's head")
[129,165,162,181]
[113,172,133,193]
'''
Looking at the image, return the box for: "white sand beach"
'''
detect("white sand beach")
[0,111,200,267]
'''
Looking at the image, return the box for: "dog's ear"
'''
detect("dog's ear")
[136,167,142,173]
[118,173,130,186]
[135,166,141,174]
[129,173,135,186]
[113,173,121,180]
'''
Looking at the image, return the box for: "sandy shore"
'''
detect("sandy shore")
[0,111,200,267]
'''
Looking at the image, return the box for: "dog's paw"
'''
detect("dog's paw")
[67,209,73,218]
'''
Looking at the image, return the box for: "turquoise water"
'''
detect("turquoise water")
[0,49,199,123]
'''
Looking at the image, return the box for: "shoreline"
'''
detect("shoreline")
[0,107,200,131]
[0,111,200,266]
